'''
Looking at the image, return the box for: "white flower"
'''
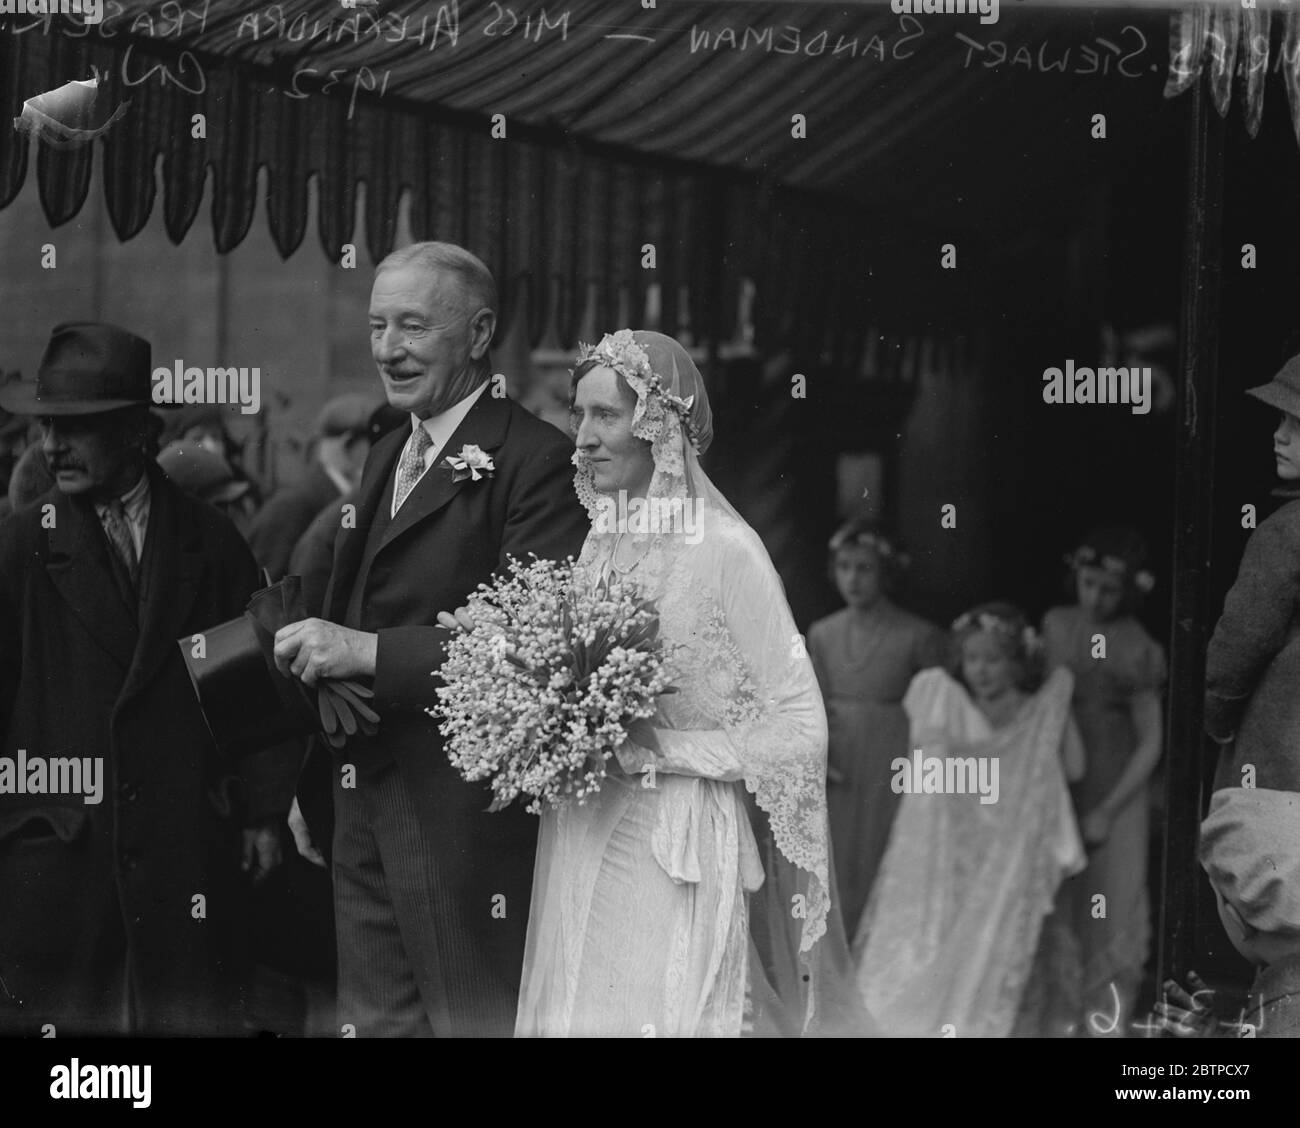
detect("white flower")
[443,444,495,482]
[433,555,674,815]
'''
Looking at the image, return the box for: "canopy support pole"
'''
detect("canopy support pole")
[1159,76,1225,999]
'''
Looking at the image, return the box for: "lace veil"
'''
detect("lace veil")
[571,330,874,1036]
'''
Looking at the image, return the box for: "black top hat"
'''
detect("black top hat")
[0,322,160,416]
[179,578,317,756]
[179,577,379,755]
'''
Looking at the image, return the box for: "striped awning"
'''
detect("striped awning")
[2,1,1173,349]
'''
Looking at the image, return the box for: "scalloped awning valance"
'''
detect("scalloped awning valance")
[1,2,1173,351]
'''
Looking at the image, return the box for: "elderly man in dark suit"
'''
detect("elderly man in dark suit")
[276,243,587,1037]
[0,323,287,1035]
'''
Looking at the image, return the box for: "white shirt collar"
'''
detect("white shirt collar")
[94,468,149,517]
[410,379,489,461]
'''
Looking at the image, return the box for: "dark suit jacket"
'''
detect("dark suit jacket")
[247,462,342,581]
[0,463,293,1034]
[301,388,587,1035]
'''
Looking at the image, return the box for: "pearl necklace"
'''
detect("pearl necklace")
[609,531,651,575]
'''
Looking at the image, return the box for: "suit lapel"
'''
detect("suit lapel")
[380,390,511,551]
[326,425,406,623]
[120,466,204,708]
[44,489,138,673]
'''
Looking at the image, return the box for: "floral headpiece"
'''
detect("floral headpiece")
[575,329,703,451]
[951,611,1041,658]
[1067,545,1155,594]
[829,528,910,570]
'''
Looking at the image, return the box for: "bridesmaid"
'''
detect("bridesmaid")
[808,520,946,937]
[1042,526,1165,1035]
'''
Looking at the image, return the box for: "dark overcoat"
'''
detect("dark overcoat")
[1206,487,1300,792]
[0,462,288,1034]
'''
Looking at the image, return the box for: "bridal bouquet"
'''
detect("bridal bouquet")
[432,556,675,815]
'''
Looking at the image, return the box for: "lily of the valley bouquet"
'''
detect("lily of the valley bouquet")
[432,556,676,815]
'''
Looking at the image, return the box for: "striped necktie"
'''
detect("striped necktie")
[102,498,139,592]
[393,426,433,513]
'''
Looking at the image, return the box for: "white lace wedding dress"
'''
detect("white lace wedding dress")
[515,330,852,1038]
[517,509,836,1036]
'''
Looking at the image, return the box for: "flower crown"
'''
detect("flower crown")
[1067,545,1155,594]
[829,528,910,569]
[951,611,1042,657]
[575,330,702,451]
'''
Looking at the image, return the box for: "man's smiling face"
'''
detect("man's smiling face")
[368,264,481,420]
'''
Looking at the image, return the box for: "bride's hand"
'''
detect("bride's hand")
[623,717,661,755]
[610,718,661,779]
[436,606,480,632]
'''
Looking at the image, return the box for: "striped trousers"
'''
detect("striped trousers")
[331,758,524,1037]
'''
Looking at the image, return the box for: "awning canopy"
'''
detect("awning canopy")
[1,1,1176,349]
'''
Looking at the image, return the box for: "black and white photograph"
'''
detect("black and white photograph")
[0,0,1292,1104]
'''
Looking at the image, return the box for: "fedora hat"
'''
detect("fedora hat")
[1247,354,1300,420]
[0,322,160,416]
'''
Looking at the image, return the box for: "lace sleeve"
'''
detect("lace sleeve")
[618,520,833,950]
[696,523,831,949]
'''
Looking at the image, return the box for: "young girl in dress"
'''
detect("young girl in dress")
[853,603,1086,1037]
[1043,529,1164,1035]
[807,522,946,936]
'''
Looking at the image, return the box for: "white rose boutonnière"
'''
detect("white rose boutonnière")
[442,444,496,483]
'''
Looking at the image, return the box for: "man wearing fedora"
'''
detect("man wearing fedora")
[0,322,288,1035]
[275,242,587,1037]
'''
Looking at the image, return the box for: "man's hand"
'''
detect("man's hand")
[273,618,377,686]
[287,797,326,869]
[241,821,284,885]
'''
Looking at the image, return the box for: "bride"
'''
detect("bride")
[495,329,866,1037]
